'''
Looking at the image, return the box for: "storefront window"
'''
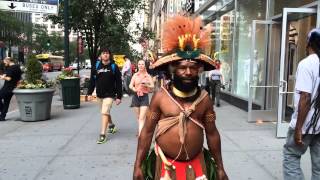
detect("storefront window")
[270,0,315,16]
[234,0,266,100]
[216,11,234,93]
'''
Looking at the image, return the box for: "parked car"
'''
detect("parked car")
[85,63,91,69]
[43,62,53,72]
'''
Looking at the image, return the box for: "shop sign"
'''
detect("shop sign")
[0,0,59,14]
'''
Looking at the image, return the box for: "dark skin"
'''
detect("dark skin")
[294,47,314,146]
[133,61,228,180]
[295,92,311,146]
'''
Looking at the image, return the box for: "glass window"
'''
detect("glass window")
[216,11,234,93]
[233,0,267,99]
[270,0,315,16]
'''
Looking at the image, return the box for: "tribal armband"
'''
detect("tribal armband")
[204,112,216,123]
[146,111,161,122]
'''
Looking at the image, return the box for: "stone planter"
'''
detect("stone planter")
[13,88,55,121]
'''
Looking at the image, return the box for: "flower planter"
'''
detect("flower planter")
[13,88,55,121]
[61,78,80,109]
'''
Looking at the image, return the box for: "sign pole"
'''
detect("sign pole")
[64,0,69,68]
[77,32,80,75]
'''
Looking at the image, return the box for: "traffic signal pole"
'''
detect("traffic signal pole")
[64,0,69,68]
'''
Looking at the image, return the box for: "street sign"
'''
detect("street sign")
[0,0,59,14]
[77,35,83,55]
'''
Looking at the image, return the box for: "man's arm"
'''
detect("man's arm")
[114,65,122,99]
[203,97,228,180]
[295,92,311,145]
[0,74,12,81]
[293,62,312,145]
[88,62,98,95]
[133,92,161,180]
[129,74,136,92]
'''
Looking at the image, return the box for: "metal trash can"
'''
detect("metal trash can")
[61,78,80,109]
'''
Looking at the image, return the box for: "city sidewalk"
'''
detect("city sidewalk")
[0,95,312,180]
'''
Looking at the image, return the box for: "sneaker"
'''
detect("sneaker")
[108,124,117,134]
[96,134,107,144]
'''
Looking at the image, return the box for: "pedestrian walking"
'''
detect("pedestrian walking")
[208,59,223,107]
[129,60,154,136]
[0,57,22,121]
[133,15,228,180]
[283,28,320,180]
[88,48,122,144]
[121,56,132,97]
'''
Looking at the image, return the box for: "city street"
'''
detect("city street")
[0,94,312,180]
[1,0,319,179]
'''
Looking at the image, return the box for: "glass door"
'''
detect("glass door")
[248,20,281,123]
[277,7,317,137]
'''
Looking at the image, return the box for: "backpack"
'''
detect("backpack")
[94,60,116,80]
[95,60,116,74]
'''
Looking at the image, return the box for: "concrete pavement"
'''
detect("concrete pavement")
[0,94,312,180]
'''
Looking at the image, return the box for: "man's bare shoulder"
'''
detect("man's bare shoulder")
[150,89,167,102]
[200,91,214,110]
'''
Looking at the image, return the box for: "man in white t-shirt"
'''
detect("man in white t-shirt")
[208,59,223,107]
[283,28,320,180]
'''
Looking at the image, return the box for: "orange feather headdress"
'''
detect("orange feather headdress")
[152,15,215,71]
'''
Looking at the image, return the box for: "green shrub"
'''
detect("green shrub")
[17,55,54,89]
[25,55,42,84]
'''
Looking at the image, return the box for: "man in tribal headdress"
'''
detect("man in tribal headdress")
[133,15,228,180]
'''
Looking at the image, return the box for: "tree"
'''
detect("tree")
[49,0,143,77]
[0,11,33,55]
[30,25,50,54]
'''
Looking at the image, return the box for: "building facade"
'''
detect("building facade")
[32,13,77,41]
[148,0,320,137]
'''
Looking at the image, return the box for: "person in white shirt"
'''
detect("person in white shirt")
[208,59,223,107]
[283,28,320,180]
[121,56,132,96]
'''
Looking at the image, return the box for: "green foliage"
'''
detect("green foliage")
[140,28,156,41]
[17,55,53,89]
[25,55,42,84]
[0,10,33,47]
[49,0,143,75]
[141,149,156,180]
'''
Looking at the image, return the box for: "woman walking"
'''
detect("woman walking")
[129,60,154,136]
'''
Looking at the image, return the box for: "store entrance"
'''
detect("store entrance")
[276,8,317,137]
[249,7,318,137]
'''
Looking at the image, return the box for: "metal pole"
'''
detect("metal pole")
[64,0,69,68]
[77,32,80,75]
